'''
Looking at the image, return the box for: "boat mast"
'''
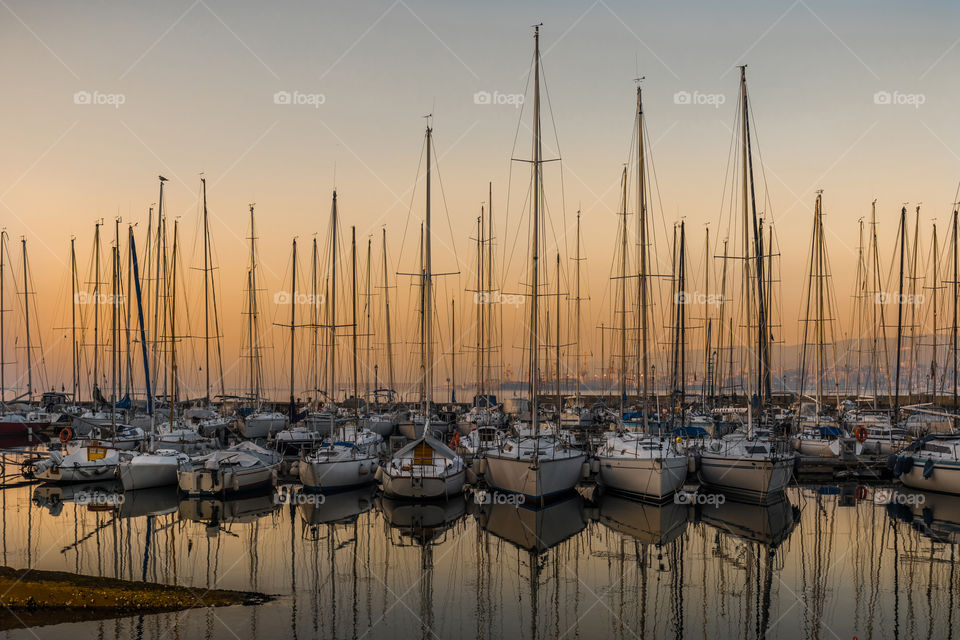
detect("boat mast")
[929,222,938,400]
[740,66,770,409]
[476,212,483,400]
[574,211,583,407]
[702,226,711,406]
[0,230,5,403]
[555,252,561,418]
[111,241,117,429]
[169,220,178,429]
[248,204,260,406]
[351,227,359,418]
[329,192,338,407]
[636,83,650,432]
[528,24,544,437]
[424,123,434,412]
[93,221,101,404]
[953,208,958,412]
[907,206,921,403]
[70,237,78,403]
[311,237,319,407]
[894,206,906,422]
[21,238,32,401]
[381,228,395,396]
[451,298,456,403]
[202,177,211,406]
[289,238,298,421]
[617,167,628,417]
[365,236,372,403]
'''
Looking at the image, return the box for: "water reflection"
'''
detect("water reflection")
[1,483,959,639]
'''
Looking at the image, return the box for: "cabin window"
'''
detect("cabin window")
[414,442,434,466]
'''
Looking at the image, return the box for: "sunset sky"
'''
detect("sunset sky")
[2,1,960,399]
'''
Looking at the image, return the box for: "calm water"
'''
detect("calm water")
[1,480,958,640]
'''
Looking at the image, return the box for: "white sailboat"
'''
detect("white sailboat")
[697,67,795,500]
[378,123,466,499]
[300,206,381,492]
[483,26,586,502]
[597,87,688,501]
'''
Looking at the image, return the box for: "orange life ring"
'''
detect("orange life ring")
[59,427,73,443]
[854,426,868,443]
[450,433,460,449]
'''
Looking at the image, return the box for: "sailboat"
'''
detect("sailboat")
[361,228,401,437]
[378,123,466,499]
[598,101,688,500]
[791,192,861,458]
[240,204,289,438]
[596,104,688,502]
[697,67,795,501]
[300,217,382,492]
[483,26,587,502]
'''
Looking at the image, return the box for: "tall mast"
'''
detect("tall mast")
[953,208,959,412]
[21,238,32,401]
[424,124,434,409]
[894,206,906,421]
[907,206,921,403]
[111,242,117,428]
[854,218,865,400]
[202,177,211,405]
[636,83,650,431]
[555,252,561,416]
[351,227,359,418]
[365,236,372,403]
[487,182,495,402]
[93,221,101,403]
[476,212,483,399]
[329,192,338,405]
[381,228,395,394]
[0,230,5,403]
[618,166,628,416]
[311,237,319,406]
[740,66,770,409]
[451,298,456,403]
[248,204,260,404]
[574,212,582,406]
[289,238,298,421]
[527,24,543,436]
[931,222,939,401]
[70,237,77,402]
[169,220,178,428]
[702,226,711,405]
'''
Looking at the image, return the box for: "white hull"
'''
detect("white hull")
[299,456,377,491]
[698,453,794,501]
[241,414,288,439]
[118,454,181,491]
[899,456,960,495]
[597,454,688,501]
[484,453,586,500]
[177,463,277,495]
[377,466,465,499]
